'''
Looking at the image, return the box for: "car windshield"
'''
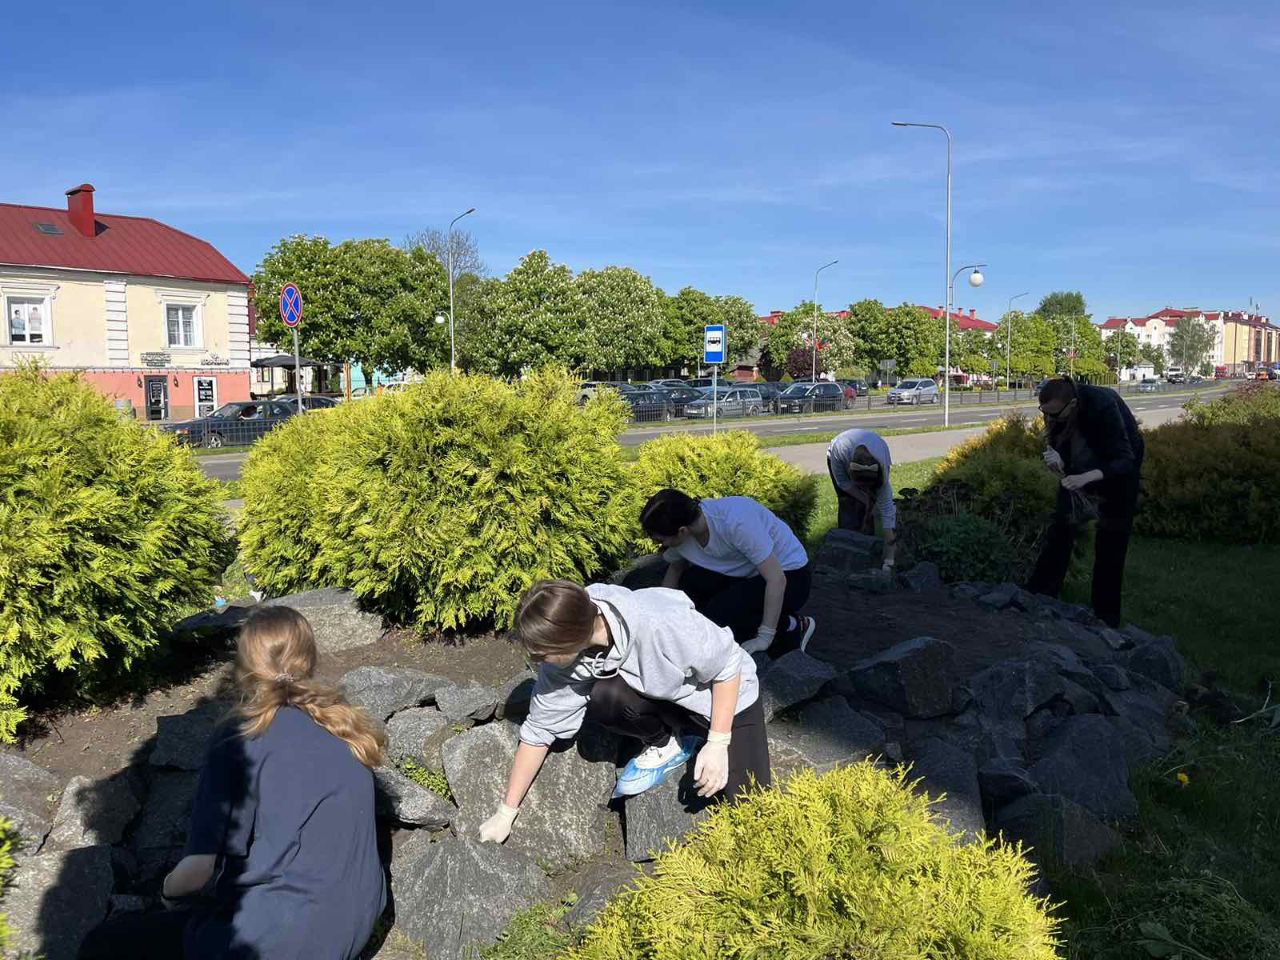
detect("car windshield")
[897,380,919,389]
[781,384,812,397]
[208,404,243,419]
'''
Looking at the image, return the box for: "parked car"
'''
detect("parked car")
[1166,371,1186,384]
[162,400,300,448]
[577,381,648,404]
[622,389,679,422]
[300,395,338,410]
[648,379,688,389]
[776,381,846,413]
[886,379,941,405]
[1137,378,1161,393]
[683,386,765,419]
[840,379,869,398]
[659,386,704,416]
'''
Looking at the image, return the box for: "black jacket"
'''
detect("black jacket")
[1050,383,1144,516]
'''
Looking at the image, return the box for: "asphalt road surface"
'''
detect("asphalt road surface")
[197,385,1226,483]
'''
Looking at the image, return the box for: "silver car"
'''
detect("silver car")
[887,378,941,405]
[683,386,764,419]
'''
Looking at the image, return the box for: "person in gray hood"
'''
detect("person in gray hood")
[477,580,769,845]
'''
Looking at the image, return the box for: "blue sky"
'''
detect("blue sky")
[5,0,1279,323]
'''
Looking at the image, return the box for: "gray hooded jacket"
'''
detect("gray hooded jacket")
[518,583,760,748]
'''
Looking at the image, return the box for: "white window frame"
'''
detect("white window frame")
[1,281,59,348]
[155,289,209,352]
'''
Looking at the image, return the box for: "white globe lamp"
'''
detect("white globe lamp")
[968,270,984,288]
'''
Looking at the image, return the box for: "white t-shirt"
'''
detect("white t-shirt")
[827,428,896,531]
[664,496,809,577]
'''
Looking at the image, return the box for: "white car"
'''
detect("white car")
[887,379,941,405]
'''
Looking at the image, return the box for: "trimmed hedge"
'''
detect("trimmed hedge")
[0,367,234,741]
[241,369,637,630]
[1184,381,1280,427]
[627,431,817,550]
[567,764,1059,959]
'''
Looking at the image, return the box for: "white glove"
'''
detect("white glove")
[478,802,520,843]
[1042,448,1064,473]
[879,560,895,577]
[694,740,730,797]
[740,625,776,655]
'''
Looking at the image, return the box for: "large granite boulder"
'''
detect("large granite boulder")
[1121,636,1185,693]
[494,670,536,722]
[899,561,943,593]
[263,587,384,652]
[767,697,886,778]
[759,651,837,722]
[814,529,882,573]
[43,774,140,852]
[341,666,450,721]
[623,766,710,862]
[566,861,644,930]
[385,707,451,765]
[373,766,454,829]
[0,753,61,845]
[905,737,985,842]
[443,721,616,869]
[848,637,956,719]
[967,656,1066,724]
[435,682,502,727]
[5,845,115,960]
[150,701,227,770]
[1028,715,1137,821]
[995,793,1119,867]
[389,835,552,960]
[129,770,199,884]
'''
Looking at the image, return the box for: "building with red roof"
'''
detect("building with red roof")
[918,305,999,332]
[0,184,252,420]
[1098,306,1277,374]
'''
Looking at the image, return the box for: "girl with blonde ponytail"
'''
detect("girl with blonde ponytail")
[80,606,388,960]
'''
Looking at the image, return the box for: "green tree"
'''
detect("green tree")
[850,301,939,378]
[658,289,759,372]
[576,266,666,373]
[953,329,997,379]
[1105,330,1141,371]
[1036,290,1087,319]
[762,302,817,369]
[1139,342,1166,376]
[1000,311,1057,379]
[1167,314,1217,374]
[715,294,760,368]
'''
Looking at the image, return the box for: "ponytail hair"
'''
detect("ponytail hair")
[234,606,386,769]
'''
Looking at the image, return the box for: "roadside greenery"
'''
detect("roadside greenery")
[0,818,15,952]
[0,367,235,741]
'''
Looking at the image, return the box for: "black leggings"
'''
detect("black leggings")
[676,564,812,653]
[1027,514,1133,628]
[585,676,771,800]
[80,906,193,959]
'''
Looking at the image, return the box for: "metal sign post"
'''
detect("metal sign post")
[279,283,304,414]
[704,324,726,436]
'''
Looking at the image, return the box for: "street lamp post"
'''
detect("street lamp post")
[447,207,476,373]
[1006,291,1029,389]
[812,260,838,383]
[892,120,955,423]
[946,263,986,422]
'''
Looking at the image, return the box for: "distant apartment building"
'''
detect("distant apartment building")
[0,184,253,420]
[1099,306,1279,375]
[918,305,999,333]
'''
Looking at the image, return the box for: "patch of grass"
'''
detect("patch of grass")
[394,756,454,802]
[755,422,984,451]
[478,900,572,960]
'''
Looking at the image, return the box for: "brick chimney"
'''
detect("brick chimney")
[969,308,976,318]
[66,183,96,237]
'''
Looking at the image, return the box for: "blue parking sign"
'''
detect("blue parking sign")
[703,324,725,365]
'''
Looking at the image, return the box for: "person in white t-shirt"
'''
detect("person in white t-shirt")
[826,428,897,574]
[639,489,815,657]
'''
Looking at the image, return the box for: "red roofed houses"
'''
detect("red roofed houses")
[1099,307,1278,375]
[0,184,251,420]
[919,305,999,333]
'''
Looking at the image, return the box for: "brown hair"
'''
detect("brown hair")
[234,606,385,768]
[514,580,597,660]
[639,489,700,537]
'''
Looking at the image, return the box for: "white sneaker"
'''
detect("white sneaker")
[634,736,683,769]
[798,616,817,653]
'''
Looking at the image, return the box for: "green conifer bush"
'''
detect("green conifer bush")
[568,764,1060,960]
[240,370,636,630]
[0,818,14,951]
[0,366,234,741]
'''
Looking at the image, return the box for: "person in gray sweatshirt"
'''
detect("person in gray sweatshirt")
[477,579,769,845]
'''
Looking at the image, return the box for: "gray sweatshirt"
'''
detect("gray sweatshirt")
[518,583,760,748]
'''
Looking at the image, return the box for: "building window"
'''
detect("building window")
[166,304,199,348]
[7,296,49,345]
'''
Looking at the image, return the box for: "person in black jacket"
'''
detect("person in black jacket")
[1026,377,1144,627]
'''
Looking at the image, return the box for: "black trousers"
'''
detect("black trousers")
[1027,514,1133,628]
[80,906,193,959]
[829,459,874,535]
[585,676,771,801]
[676,563,812,653]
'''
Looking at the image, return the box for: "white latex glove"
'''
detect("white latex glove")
[740,625,776,655]
[1061,471,1102,492]
[693,741,730,797]
[1042,447,1064,473]
[879,561,895,577]
[478,802,520,843]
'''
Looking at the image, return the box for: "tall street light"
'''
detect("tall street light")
[947,263,986,424]
[447,207,476,373]
[1006,291,1029,388]
[812,259,838,382]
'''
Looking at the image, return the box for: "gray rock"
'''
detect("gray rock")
[444,721,616,870]
[43,775,140,852]
[168,602,253,642]
[566,860,642,929]
[899,561,943,592]
[109,893,152,914]
[815,529,882,574]
[1093,664,1132,691]
[5,845,114,960]
[609,553,669,590]
[1122,638,1185,692]
[373,766,454,829]
[1034,620,1114,662]
[340,666,450,721]
[495,670,536,722]
[906,737,985,841]
[951,581,991,601]
[768,697,886,778]
[263,587,385,652]
[389,834,551,960]
[977,582,1020,610]
[623,767,710,862]
[968,656,1066,724]
[978,758,1037,805]
[0,753,60,846]
[1028,715,1136,820]
[150,701,227,770]
[1098,627,1133,652]
[995,793,1120,867]
[435,682,502,726]
[909,708,1026,768]
[130,770,198,883]
[846,571,896,593]
[385,707,451,765]
[848,637,956,719]
[1030,596,1099,624]
[759,650,837,722]
[1107,678,1176,768]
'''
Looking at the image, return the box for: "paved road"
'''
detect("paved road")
[767,397,1194,473]
[198,385,1224,483]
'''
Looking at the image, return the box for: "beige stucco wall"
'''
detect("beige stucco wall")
[125,277,237,368]
[0,267,107,368]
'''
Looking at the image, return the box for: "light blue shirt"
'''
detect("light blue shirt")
[827,429,896,531]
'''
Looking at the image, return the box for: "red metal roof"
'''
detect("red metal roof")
[0,200,248,285]
[1100,318,1129,329]
[919,305,998,332]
